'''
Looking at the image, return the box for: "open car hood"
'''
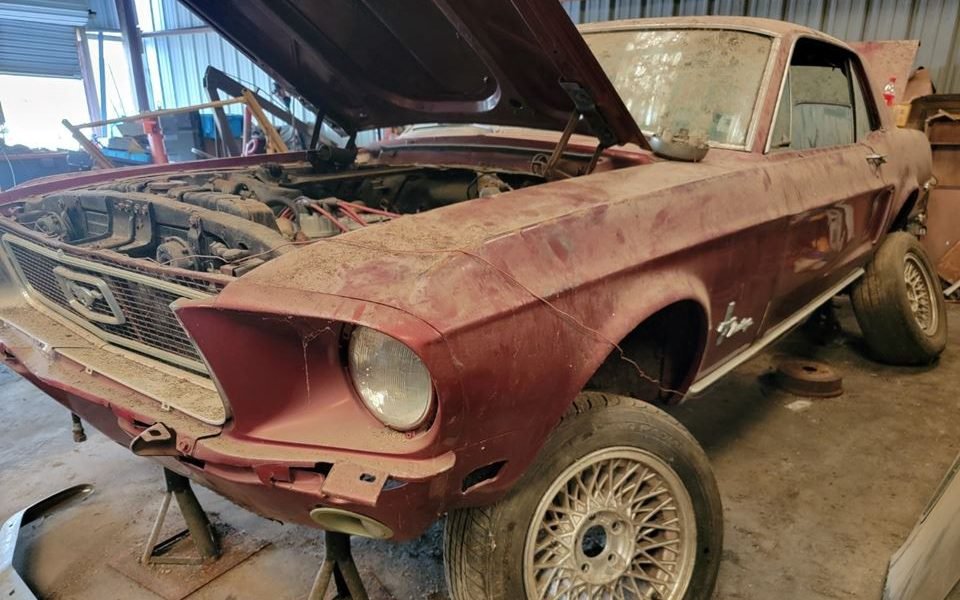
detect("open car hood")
[179,0,648,149]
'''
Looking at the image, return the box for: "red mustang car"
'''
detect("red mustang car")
[0,3,941,599]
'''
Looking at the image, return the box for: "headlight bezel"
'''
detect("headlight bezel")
[345,325,436,432]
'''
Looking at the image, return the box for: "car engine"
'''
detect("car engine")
[7,161,537,277]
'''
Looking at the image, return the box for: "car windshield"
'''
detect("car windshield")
[584,28,773,146]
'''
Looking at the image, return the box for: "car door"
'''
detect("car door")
[763,38,894,328]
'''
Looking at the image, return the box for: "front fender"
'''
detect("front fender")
[433,264,712,509]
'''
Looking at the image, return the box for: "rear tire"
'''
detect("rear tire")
[444,392,722,600]
[851,232,947,365]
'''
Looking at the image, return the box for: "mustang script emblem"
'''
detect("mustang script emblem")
[716,302,754,345]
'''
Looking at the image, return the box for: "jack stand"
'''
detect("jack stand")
[307,531,369,600]
[71,413,86,442]
[803,299,842,345]
[141,469,220,565]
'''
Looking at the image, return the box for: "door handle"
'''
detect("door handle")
[866,153,887,167]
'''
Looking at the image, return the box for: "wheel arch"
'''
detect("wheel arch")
[554,265,712,411]
[447,271,713,510]
[889,187,921,232]
[583,298,709,405]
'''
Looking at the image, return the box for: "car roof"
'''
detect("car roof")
[578,15,847,47]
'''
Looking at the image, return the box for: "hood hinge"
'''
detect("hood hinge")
[539,81,616,178]
[559,81,618,148]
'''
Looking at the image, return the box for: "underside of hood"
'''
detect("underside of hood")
[179,0,648,149]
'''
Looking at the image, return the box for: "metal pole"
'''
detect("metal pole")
[242,90,289,154]
[114,0,170,164]
[307,531,369,600]
[114,0,149,113]
[204,69,239,157]
[242,104,251,155]
[329,533,368,600]
[944,278,960,297]
[309,115,325,150]
[70,413,86,443]
[75,28,102,127]
[98,32,106,138]
[140,492,172,564]
[74,97,246,129]
[163,469,219,561]
[62,119,113,169]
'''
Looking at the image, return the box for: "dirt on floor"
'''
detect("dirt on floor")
[1,298,958,599]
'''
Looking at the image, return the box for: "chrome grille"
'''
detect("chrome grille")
[2,234,221,371]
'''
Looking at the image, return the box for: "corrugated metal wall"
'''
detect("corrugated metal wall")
[136,0,365,144]
[0,0,89,24]
[0,0,89,78]
[139,0,308,118]
[560,0,960,93]
[133,0,960,142]
[142,30,299,116]
[86,0,118,31]
[0,20,81,77]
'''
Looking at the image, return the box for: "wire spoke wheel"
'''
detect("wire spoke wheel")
[851,233,947,365]
[904,252,938,335]
[524,447,697,600]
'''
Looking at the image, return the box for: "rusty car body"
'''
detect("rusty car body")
[0,3,938,598]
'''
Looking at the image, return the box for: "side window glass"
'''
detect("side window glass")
[790,64,854,149]
[770,39,857,151]
[850,59,876,141]
[770,73,792,149]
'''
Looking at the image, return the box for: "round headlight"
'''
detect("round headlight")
[348,326,434,431]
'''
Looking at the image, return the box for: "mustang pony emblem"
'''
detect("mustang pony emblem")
[52,266,126,326]
[65,281,103,310]
[716,302,755,345]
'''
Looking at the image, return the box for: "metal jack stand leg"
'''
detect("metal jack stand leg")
[70,413,86,442]
[307,531,369,600]
[141,469,220,565]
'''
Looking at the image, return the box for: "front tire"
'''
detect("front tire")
[851,232,947,365]
[444,392,722,600]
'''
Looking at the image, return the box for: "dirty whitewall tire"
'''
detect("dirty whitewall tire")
[444,392,723,600]
[851,232,947,365]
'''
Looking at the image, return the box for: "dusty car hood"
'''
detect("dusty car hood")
[179,0,647,149]
[207,156,746,329]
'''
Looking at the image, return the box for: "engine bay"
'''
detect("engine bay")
[6,161,541,276]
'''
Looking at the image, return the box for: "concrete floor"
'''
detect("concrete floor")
[1,299,958,599]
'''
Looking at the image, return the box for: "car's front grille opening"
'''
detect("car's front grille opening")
[2,232,226,372]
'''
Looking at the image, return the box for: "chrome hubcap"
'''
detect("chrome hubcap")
[904,253,938,335]
[524,448,696,600]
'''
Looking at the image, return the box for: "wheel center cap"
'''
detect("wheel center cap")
[574,510,634,585]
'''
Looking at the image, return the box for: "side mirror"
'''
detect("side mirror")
[649,128,709,162]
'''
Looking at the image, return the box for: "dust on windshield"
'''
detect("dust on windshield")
[585,28,773,146]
